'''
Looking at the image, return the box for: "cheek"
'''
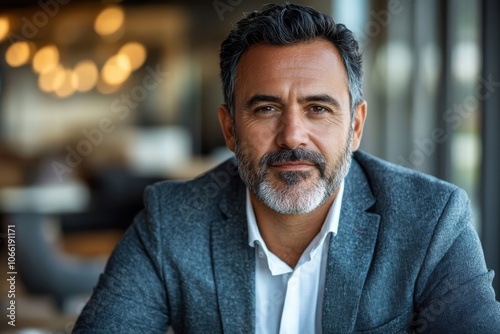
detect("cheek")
[309,121,351,157]
[236,119,278,151]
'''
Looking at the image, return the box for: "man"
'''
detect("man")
[74,3,500,333]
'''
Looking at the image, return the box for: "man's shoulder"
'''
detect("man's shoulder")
[352,150,467,219]
[141,157,243,220]
[353,149,460,195]
[350,151,473,267]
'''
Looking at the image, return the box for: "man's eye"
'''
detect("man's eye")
[255,106,277,114]
[309,106,329,113]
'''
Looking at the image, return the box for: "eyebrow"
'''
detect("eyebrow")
[244,93,342,110]
[244,94,283,109]
[298,94,342,109]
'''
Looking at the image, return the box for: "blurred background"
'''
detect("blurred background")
[0,0,498,332]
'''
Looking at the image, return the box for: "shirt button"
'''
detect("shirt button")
[258,251,265,258]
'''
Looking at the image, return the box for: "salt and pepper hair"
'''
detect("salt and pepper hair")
[219,3,363,119]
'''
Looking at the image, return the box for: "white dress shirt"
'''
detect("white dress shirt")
[246,181,344,334]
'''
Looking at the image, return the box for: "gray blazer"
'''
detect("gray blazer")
[74,150,500,333]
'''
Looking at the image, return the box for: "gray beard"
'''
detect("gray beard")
[234,128,353,214]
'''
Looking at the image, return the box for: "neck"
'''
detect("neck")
[250,189,338,268]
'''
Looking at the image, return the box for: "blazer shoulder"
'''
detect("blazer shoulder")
[354,150,460,196]
[138,157,242,228]
[352,150,469,223]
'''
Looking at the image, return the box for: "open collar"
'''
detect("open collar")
[210,158,256,334]
[322,157,381,333]
[210,156,380,333]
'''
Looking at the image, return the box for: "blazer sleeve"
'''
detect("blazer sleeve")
[72,186,169,333]
[413,188,500,333]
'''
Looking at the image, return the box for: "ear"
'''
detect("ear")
[218,104,235,152]
[351,100,367,151]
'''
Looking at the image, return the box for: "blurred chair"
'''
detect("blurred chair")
[9,213,106,311]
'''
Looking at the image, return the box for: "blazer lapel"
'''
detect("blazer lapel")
[211,164,255,334]
[322,159,381,333]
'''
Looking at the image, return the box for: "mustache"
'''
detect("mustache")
[259,148,326,170]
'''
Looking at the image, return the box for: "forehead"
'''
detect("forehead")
[234,39,349,104]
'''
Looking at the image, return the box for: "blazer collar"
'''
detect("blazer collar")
[211,156,380,333]
[322,155,381,333]
[211,158,255,334]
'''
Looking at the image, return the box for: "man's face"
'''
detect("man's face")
[219,39,366,214]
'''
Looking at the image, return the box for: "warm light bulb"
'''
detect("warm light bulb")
[0,17,9,42]
[102,54,131,85]
[94,6,125,36]
[32,45,59,73]
[5,42,31,67]
[118,42,147,70]
[54,68,76,98]
[39,64,64,92]
[72,60,98,92]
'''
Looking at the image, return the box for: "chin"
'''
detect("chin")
[257,180,329,214]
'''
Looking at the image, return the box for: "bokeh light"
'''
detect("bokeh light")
[71,60,99,92]
[54,68,76,98]
[94,6,125,36]
[118,42,147,70]
[102,53,131,85]
[32,45,59,73]
[39,64,64,93]
[6,42,31,67]
[0,17,9,42]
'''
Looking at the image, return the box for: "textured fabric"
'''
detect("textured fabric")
[247,182,344,334]
[73,150,500,333]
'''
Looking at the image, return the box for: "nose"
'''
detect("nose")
[275,108,309,150]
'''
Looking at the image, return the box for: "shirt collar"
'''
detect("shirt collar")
[246,181,345,274]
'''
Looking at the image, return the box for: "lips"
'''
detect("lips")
[270,161,315,170]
